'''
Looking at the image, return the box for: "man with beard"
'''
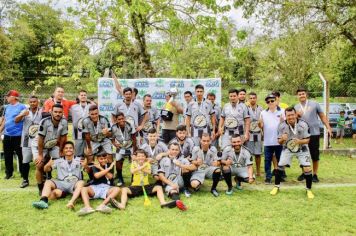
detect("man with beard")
[168,125,195,160]
[190,133,221,197]
[219,89,250,149]
[221,135,254,195]
[111,112,137,186]
[33,104,68,195]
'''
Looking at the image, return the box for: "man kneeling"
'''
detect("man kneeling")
[110,149,187,210]
[32,141,85,209]
[77,150,121,216]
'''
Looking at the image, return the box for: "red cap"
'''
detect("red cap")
[6,90,20,97]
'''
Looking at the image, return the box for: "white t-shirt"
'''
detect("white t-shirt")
[260,107,285,146]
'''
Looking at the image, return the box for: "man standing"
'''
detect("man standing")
[238,89,247,104]
[33,104,68,194]
[142,94,160,140]
[270,108,314,199]
[246,92,263,176]
[207,92,221,148]
[161,91,183,144]
[259,94,285,184]
[219,89,250,149]
[294,87,332,183]
[1,90,26,180]
[70,90,91,157]
[185,84,216,145]
[19,96,43,188]
[43,87,76,119]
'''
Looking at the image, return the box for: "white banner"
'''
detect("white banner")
[98,78,222,119]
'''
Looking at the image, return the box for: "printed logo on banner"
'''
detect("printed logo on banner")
[152,91,166,99]
[205,80,220,87]
[101,90,112,99]
[138,89,148,98]
[207,88,218,95]
[99,80,114,88]
[99,103,115,112]
[135,80,149,88]
[190,79,200,87]
[121,79,129,88]
[170,80,184,88]
[155,100,165,109]
[155,79,165,87]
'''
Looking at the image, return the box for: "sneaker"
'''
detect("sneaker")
[109,198,122,209]
[297,173,305,181]
[4,175,13,180]
[175,200,188,211]
[96,205,112,214]
[20,180,29,188]
[77,207,95,216]
[116,179,124,187]
[184,189,191,198]
[32,200,49,209]
[312,175,319,183]
[264,179,272,185]
[225,188,233,195]
[210,189,219,197]
[306,189,315,199]
[270,187,279,196]
[235,182,243,190]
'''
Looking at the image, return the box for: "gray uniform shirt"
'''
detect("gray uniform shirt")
[37,117,68,147]
[294,100,323,135]
[70,103,90,140]
[140,141,168,161]
[111,122,135,149]
[278,119,310,150]
[222,145,253,167]
[82,115,111,143]
[142,106,160,132]
[191,146,219,166]
[247,105,263,142]
[114,100,146,128]
[186,99,214,128]
[221,102,250,134]
[169,137,195,158]
[53,157,82,180]
[158,155,190,178]
[21,108,43,147]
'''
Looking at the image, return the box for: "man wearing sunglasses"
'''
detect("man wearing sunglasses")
[259,94,285,184]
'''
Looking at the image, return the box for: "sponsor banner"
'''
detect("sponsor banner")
[98,78,221,119]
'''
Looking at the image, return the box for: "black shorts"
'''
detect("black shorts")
[308,135,320,161]
[161,129,176,144]
[128,184,157,198]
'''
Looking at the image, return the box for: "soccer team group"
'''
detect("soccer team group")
[1,78,333,215]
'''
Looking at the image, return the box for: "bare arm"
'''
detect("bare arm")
[319,112,332,136]
[185,116,191,136]
[112,72,123,96]
[158,172,177,187]
[218,116,225,135]
[44,159,54,172]
[172,101,183,114]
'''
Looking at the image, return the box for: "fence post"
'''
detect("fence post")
[318,72,329,150]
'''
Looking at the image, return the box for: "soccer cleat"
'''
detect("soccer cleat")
[20,180,29,188]
[306,190,315,199]
[312,175,319,183]
[297,173,305,181]
[116,179,124,187]
[184,189,192,198]
[210,189,219,197]
[270,187,279,196]
[32,200,49,209]
[225,189,233,195]
[77,207,95,216]
[4,175,13,180]
[175,200,188,211]
[96,205,112,214]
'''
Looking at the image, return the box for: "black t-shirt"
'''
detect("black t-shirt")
[91,164,114,186]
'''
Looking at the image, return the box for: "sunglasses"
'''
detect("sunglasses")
[266,100,275,104]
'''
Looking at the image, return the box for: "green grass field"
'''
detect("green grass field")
[0,154,355,235]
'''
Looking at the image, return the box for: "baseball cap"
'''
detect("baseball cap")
[6,90,20,97]
[265,94,276,102]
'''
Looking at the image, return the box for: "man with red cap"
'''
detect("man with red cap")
[0,90,27,181]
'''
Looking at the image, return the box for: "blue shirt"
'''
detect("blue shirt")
[4,103,27,136]
[352,117,356,130]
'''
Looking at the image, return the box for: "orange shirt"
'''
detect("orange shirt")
[43,98,77,119]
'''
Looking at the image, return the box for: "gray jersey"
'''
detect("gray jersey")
[21,108,43,147]
[70,103,90,140]
[37,116,68,147]
[169,137,195,158]
[221,102,250,135]
[140,141,168,160]
[158,155,190,178]
[53,157,82,180]
[247,105,263,142]
[294,100,323,135]
[186,99,214,133]
[142,106,160,132]
[278,119,310,150]
[191,146,219,166]
[111,122,135,148]
[114,100,146,127]
[82,115,111,143]
[222,145,253,167]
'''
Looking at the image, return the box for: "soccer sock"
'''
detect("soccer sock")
[305,171,312,189]
[161,200,177,208]
[211,171,220,191]
[22,163,30,181]
[40,196,48,203]
[170,193,180,200]
[182,172,192,189]
[275,168,283,186]
[116,160,124,181]
[223,171,232,190]
[45,170,52,180]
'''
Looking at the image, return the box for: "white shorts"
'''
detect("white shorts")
[74,139,86,157]
[90,183,112,199]
[91,140,113,155]
[164,175,184,195]
[22,147,33,163]
[190,166,220,185]
[32,146,60,160]
[278,149,311,167]
[230,166,249,179]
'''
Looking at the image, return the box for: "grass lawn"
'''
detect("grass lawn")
[0,154,355,235]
